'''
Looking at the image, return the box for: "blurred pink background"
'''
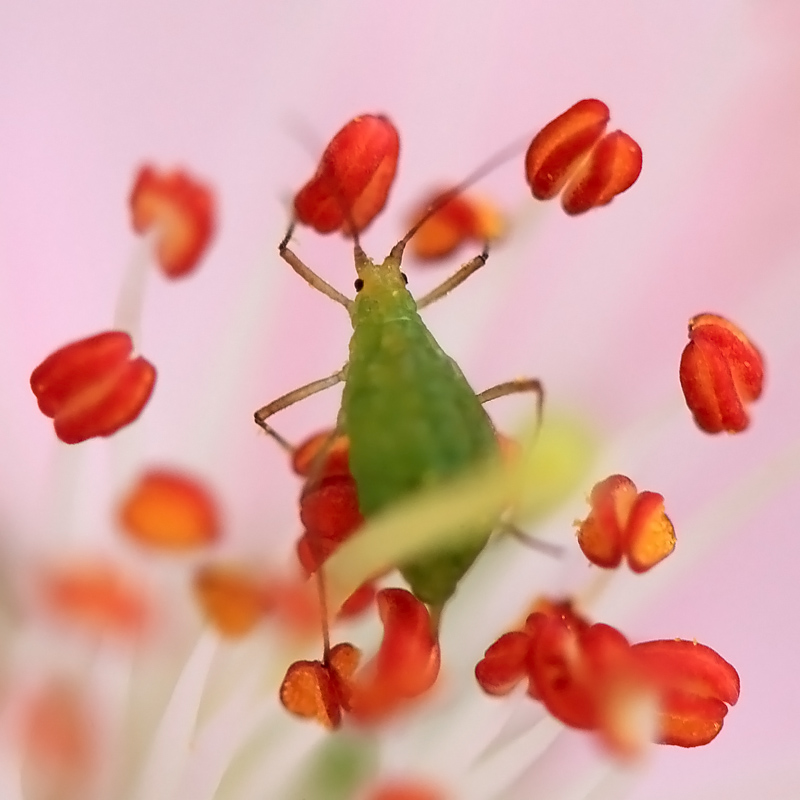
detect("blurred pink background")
[2,2,800,798]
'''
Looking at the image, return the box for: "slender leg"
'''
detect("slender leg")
[253,367,346,452]
[279,222,353,310]
[501,522,563,557]
[416,245,489,310]
[477,377,544,436]
[478,377,555,556]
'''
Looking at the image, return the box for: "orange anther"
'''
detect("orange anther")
[118,468,220,551]
[408,190,506,261]
[193,564,268,637]
[130,166,215,278]
[294,115,400,236]
[679,313,765,433]
[576,475,675,573]
[39,559,150,638]
[30,331,156,444]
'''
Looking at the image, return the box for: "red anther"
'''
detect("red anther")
[130,166,215,278]
[525,99,610,200]
[20,680,94,790]
[408,190,506,261]
[337,581,377,618]
[367,781,447,800]
[525,99,642,214]
[30,331,156,444]
[294,115,400,235]
[679,313,765,434]
[576,475,675,573]
[299,475,363,544]
[349,588,440,722]
[475,631,531,696]
[561,131,643,215]
[193,564,270,638]
[118,468,220,551]
[39,560,150,638]
[279,641,360,729]
[632,640,739,747]
[292,429,351,479]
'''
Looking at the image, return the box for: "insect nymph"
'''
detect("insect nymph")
[255,115,543,626]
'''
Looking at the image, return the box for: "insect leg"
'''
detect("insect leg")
[501,522,563,557]
[253,367,346,452]
[416,245,489,310]
[279,222,353,309]
[479,378,558,556]
[477,377,544,435]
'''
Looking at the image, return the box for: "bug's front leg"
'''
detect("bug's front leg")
[254,366,347,452]
[416,245,489,310]
[279,222,353,309]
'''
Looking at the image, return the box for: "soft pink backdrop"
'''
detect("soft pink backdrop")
[2,2,800,797]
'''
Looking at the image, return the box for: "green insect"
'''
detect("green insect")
[254,133,546,627]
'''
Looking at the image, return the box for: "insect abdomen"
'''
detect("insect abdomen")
[341,311,499,606]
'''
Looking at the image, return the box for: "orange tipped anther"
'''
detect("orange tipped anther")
[475,630,531,696]
[118,468,220,551]
[633,639,740,747]
[577,475,675,573]
[367,781,448,800]
[291,429,351,479]
[130,166,215,278]
[193,564,269,637]
[30,331,156,444]
[408,190,506,261]
[525,99,610,200]
[679,313,765,434]
[39,560,150,638]
[294,114,400,235]
[279,641,360,729]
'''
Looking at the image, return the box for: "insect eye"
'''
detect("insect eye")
[401,272,408,285]
[354,278,364,292]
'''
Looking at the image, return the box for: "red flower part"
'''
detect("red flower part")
[528,618,632,730]
[576,475,675,573]
[525,99,610,200]
[30,331,156,444]
[279,642,361,729]
[475,631,531,696]
[367,781,448,800]
[679,313,765,434]
[294,115,400,235]
[407,189,506,261]
[292,429,351,479]
[561,131,643,215]
[299,474,363,545]
[118,468,220,551]
[130,166,215,278]
[39,559,150,638]
[525,99,642,214]
[349,588,441,722]
[631,639,740,747]
[193,564,271,638]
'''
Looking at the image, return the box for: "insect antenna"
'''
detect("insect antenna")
[390,130,534,261]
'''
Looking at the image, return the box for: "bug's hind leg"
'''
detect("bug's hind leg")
[279,221,353,309]
[501,522,563,558]
[479,377,557,556]
[416,245,489,310]
[254,367,346,453]
[477,377,544,435]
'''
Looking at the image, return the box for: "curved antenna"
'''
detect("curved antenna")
[390,129,534,261]
[282,114,366,258]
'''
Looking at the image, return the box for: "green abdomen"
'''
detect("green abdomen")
[341,313,499,606]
